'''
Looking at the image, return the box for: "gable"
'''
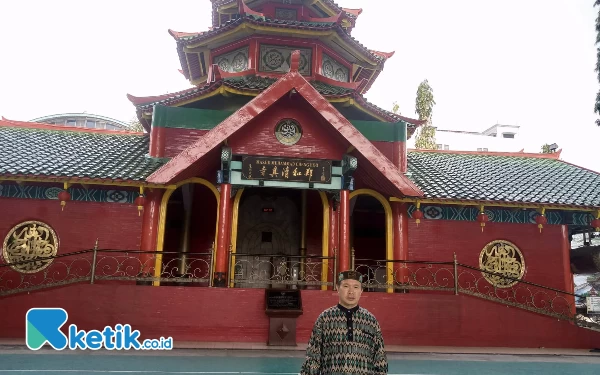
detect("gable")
[147,51,422,198]
[228,93,347,161]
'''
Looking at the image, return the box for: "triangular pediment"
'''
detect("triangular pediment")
[147,52,422,198]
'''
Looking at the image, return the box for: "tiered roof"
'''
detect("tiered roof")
[210,0,363,32]
[170,13,391,94]
[128,75,423,134]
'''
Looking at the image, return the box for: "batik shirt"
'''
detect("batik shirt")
[300,304,388,375]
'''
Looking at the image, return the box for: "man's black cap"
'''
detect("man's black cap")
[337,270,363,284]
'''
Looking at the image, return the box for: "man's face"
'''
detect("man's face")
[338,279,363,308]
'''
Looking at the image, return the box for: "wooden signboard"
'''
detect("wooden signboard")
[242,156,332,183]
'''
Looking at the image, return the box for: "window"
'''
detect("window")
[477,148,489,152]
[66,119,77,127]
[502,133,515,139]
[444,145,450,150]
[436,144,443,150]
[261,232,273,243]
[85,120,96,129]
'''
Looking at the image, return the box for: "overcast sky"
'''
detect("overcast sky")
[1,0,600,171]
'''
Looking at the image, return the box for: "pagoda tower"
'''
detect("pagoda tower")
[127,0,425,288]
[128,0,421,133]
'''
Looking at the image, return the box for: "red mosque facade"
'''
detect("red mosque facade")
[1,0,600,349]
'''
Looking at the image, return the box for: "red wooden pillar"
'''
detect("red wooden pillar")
[149,127,166,158]
[392,202,409,287]
[139,189,163,277]
[214,183,232,287]
[561,225,575,317]
[338,190,350,272]
[328,202,339,287]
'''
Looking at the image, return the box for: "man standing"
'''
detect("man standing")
[300,270,388,375]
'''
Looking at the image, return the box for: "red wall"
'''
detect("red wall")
[408,219,570,291]
[164,128,208,158]
[0,197,142,255]
[228,95,347,160]
[371,141,394,164]
[1,285,598,349]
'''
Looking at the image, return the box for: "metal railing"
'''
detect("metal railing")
[352,253,600,330]
[0,243,214,296]
[228,251,336,288]
[2,245,598,332]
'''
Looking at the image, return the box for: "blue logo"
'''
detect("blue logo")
[26,308,172,350]
[26,308,68,350]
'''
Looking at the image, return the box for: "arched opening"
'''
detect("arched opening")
[230,188,329,289]
[234,187,301,289]
[159,182,218,286]
[350,189,393,293]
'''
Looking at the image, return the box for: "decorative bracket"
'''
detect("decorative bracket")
[341,154,357,190]
[217,146,233,184]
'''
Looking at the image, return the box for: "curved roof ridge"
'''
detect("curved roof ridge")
[29,113,129,127]
[407,148,562,160]
[1,117,143,135]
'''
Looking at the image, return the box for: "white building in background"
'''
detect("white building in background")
[408,124,524,152]
[29,113,129,131]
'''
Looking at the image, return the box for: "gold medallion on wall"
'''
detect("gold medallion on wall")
[274,119,302,145]
[2,221,59,273]
[479,240,525,288]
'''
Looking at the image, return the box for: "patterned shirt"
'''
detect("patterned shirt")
[300,304,388,375]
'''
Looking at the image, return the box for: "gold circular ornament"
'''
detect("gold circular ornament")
[479,240,525,288]
[275,119,302,145]
[2,221,59,274]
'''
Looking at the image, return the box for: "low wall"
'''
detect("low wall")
[1,284,599,349]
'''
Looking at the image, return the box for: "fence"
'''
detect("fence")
[0,244,214,296]
[228,251,336,288]
[352,253,600,330]
[2,246,599,331]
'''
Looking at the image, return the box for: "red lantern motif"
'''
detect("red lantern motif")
[535,214,547,233]
[591,218,600,232]
[413,208,424,226]
[477,211,489,232]
[134,194,146,216]
[58,189,71,211]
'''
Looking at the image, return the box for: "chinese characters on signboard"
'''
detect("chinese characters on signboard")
[588,296,600,314]
[241,156,332,183]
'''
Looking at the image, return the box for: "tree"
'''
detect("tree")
[541,144,552,153]
[595,1,600,125]
[414,79,437,149]
[392,101,401,115]
[127,117,145,132]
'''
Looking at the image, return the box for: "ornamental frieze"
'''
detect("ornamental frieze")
[406,204,578,225]
[0,183,137,204]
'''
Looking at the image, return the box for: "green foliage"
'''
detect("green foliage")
[415,79,436,122]
[127,117,145,133]
[414,79,437,149]
[414,125,437,150]
[392,101,400,115]
[541,144,552,153]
